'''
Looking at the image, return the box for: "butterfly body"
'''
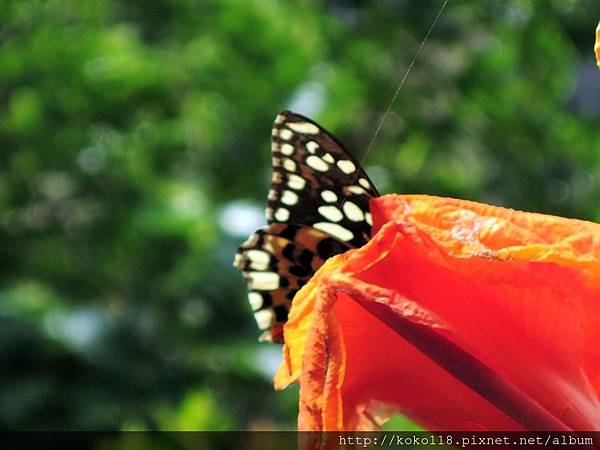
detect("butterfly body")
[234,111,379,342]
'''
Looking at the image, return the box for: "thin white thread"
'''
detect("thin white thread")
[337,0,449,212]
[361,0,449,165]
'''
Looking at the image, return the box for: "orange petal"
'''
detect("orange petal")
[277,195,600,431]
[371,195,600,401]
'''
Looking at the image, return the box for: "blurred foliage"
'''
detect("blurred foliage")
[0,0,599,431]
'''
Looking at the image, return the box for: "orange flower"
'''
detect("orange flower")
[275,195,600,431]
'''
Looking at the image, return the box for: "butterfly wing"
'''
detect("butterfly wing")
[234,111,379,342]
[234,223,351,342]
[267,111,379,247]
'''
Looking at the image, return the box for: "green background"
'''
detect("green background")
[1,0,599,430]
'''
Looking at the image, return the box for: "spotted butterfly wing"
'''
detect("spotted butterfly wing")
[234,111,379,342]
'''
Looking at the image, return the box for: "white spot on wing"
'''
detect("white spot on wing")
[321,190,338,203]
[272,172,283,183]
[342,201,364,222]
[318,205,343,222]
[287,174,306,190]
[280,143,294,156]
[274,207,290,221]
[306,141,319,153]
[287,122,320,134]
[313,222,354,242]
[337,160,356,174]
[283,158,297,172]
[365,212,373,226]
[322,153,335,163]
[275,114,285,124]
[248,292,264,310]
[359,178,370,189]
[247,272,280,290]
[246,249,271,270]
[234,253,243,267]
[306,155,329,172]
[281,190,299,205]
[246,249,270,263]
[348,185,367,195]
[280,129,293,140]
[254,309,275,330]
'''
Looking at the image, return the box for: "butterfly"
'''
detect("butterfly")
[234,111,379,343]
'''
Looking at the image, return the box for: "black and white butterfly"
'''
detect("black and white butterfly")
[234,111,379,343]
